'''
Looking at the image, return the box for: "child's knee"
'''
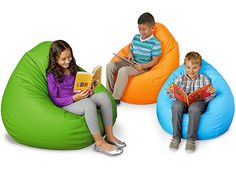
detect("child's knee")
[117,67,129,77]
[85,99,97,111]
[188,105,201,113]
[172,101,185,111]
[96,92,109,101]
[106,61,116,72]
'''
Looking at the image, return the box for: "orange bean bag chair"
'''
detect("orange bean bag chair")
[111,22,180,104]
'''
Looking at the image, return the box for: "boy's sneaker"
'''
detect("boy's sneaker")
[169,138,181,150]
[185,140,196,153]
[115,99,120,105]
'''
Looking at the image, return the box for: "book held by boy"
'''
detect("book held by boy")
[171,83,212,105]
[73,65,102,92]
[112,53,137,67]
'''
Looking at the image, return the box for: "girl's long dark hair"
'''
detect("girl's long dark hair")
[46,40,80,82]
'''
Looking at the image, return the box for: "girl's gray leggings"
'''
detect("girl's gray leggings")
[63,92,112,134]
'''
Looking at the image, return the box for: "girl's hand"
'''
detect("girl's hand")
[134,63,144,71]
[73,89,90,102]
[89,84,95,96]
[206,85,216,94]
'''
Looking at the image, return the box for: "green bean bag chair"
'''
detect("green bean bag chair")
[1,41,117,150]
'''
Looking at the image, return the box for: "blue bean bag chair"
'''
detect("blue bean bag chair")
[156,60,234,140]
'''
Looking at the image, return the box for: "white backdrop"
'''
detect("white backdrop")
[1,0,236,176]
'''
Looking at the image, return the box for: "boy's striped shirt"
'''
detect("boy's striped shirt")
[130,34,161,64]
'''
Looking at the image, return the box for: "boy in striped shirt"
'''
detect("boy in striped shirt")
[106,12,161,105]
[167,52,216,152]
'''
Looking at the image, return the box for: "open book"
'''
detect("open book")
[171,84,212,105]
[112,53,137,67]
[73,65,102,92]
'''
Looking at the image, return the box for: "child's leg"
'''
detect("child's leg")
[89,92,113,127]
[89,92,125,147]
[106,61,128,94]
[187,101,206,140]
[171,100,188,140]
[89,92,126,148]
[63,98,122,154]
[112,66,146,100]
[63,98,101,134]
[170,100,188,150]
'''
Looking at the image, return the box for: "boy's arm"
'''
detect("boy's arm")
[167,75,183,101]
[204,76,216,95]
[135,55,160,70]
[145,55,160,69]
[203,76,216,103]
[167,84,174,95]
[127,36,135,61]
[206,85,216,94]
[167,84,176,101]
[126,50,134,61]
[143,40,161,69]
[204,85,216,103]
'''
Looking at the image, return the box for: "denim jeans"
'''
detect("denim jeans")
[171,100,206,140]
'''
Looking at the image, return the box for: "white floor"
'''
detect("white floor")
[1,0,236,176]
[1,102,236,177]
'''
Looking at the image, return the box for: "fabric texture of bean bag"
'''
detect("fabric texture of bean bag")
[156,60,234,140]
[111,22,179,104]
[1,41,117,150]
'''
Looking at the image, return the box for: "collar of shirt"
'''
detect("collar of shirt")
[139,34,154,42]
[184,73,200,82]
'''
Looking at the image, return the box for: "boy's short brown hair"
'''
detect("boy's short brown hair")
[184,51,202,66]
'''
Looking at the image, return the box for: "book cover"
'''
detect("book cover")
[73,65,102,92]
[112,53,137,67]
[172,84,211,105]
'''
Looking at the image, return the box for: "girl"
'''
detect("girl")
[46,40,125,156]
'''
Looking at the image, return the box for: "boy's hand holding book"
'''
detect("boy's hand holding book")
[167,84,174,94]
[134,63,144,71]
[206,85,216,94]
[167,83,213,105]
[113,53,137,67]
[126,52,134,61]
